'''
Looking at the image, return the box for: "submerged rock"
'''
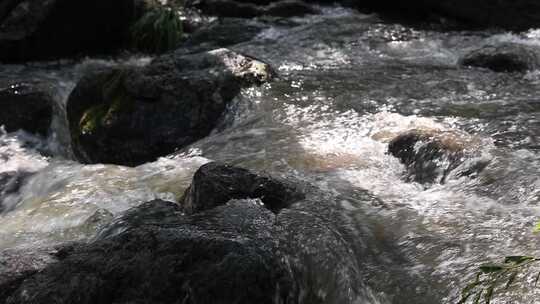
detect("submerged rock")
[194,0,261,18]
[264,0,316,17]
[388,129,490,184]
[4,163,374,304]
[67,48,275,166]
[460,43,540,73]
[0,81,54,135]
[192,0,316,18]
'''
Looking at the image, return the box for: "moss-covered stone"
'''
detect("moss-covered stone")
[67,48,274,166]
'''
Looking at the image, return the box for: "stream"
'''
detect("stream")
[1,5,540,304]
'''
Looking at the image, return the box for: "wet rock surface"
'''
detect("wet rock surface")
[5,199,294,304]
[0,80,54,135]
[180,18,267,54]
[2,163,376,304]
[460,43,540,73]
[67,48,275,166]
[0,248,57,301]
[180,162,304,214]
[191,0,316,18]
[388,129,490,184]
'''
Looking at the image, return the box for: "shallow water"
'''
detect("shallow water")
[1,5,540,304]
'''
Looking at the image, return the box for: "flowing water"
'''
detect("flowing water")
[1,5,540,304]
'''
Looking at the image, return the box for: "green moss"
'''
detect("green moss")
[101,71,135,123]
[77,70,134,136]
[131,4,183,53]
[79,104,107,135]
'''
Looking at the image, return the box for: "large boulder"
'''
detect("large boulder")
[4,199,293,304]
[181,163,369,303]
[0,80,54,135]
[0,0,146,62]
[460,43,540,73]
[6,199,296,304]
[3,163,374,304]
[353,0,540,30]
[388,129,490,184]
[67,48,275,166]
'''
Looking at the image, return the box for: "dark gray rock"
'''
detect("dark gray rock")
[0,0,145,62]
[180,162,304,214]
[0,81,54,135]
[3,163,375,304]
[460,43,540,73]
[388,129,489,184]
[194,0,261,18]
[67,48,275,166]
[0,249,57,301]
[181,18,266,54]
[180,163,370,303]
[264,0,316,17]
[353,0,540,30]
[0,0,20,23]
[6,199,295,304]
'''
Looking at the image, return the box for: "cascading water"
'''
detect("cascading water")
[1,5,539,303]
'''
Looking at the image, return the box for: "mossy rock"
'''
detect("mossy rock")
[77,71,135,136]
[68,69,140,164]
[67,48,275,166]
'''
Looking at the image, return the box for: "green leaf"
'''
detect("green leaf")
[480,264,505,274]
[504,256,534,265]
[534,222,540,233]
[458,292,473,304]
[130,3,183,53]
